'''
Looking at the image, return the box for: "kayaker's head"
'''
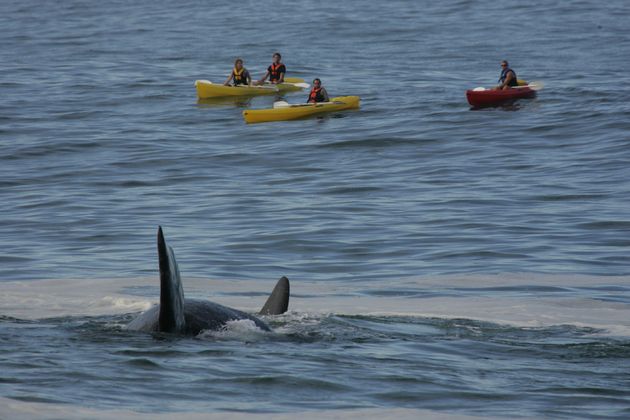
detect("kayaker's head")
[501,60,509,69]
[272,52,282,64]
[234,58,244,70]
[312,78,321,88]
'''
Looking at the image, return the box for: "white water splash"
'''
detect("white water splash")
[197,319,269,341]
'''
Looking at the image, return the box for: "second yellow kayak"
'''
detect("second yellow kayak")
[242,96,360,124]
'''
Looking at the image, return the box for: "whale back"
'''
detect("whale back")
[128,227,285,335]
[157,226,186,333]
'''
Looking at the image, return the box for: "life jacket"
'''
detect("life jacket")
[232,67,248,85]
[308,87,325,103]
[269,63,285,82]
[499,67,518,87]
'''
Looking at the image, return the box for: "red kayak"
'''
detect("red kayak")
[466,87,536,107]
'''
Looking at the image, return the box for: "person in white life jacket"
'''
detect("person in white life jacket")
[224,58,251,86]
[257,52,286,85]
[307,78,330,103]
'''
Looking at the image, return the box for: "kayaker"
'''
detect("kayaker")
[495,60,518,90]
[257,52,286,85]
[307,78,330,103]
[224,58,251,86]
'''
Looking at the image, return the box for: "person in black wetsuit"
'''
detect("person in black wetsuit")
[495,60,518,90]
[224,58,251,86]
[257,52,286,85]
[307,78,330,103]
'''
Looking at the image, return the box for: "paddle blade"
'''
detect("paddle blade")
[195,79,212,86]
[473,87,486,91]
[527,81,544,91]
[293,82,310,89]
[284,77,305,83]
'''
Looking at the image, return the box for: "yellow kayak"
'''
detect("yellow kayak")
[195,78,308,99]
[195,80,277,98]
[243,96,360,124]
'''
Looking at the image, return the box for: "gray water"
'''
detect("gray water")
[1,0,630,418]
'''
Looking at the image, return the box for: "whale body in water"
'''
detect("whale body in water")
[128,227,290,335]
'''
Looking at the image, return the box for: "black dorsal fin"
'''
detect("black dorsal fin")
[157,226,186,333]
[259,276,290,315]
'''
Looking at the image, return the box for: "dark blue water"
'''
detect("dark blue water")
[1,0,630,418]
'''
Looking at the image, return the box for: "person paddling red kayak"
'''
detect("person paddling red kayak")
[466,61,543,107]
[494,60,518,90]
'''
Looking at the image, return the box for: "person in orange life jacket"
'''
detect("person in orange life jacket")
[224,58,251,86]
[307,78,330,103]
[256,52,286,85]
[494,60,518,90]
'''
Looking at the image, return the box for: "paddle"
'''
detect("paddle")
[273,101,340,109]
[522,81,544,91]
[473,81,544,92]
[283,77,305,84]
[265,81,310,89]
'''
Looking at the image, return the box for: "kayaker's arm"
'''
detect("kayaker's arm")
[257,70,270,85]
[320,87,330,102]
[498,71,516,90]
[276,64,287,83]
[245,70,252,86]
[224,72,234,86]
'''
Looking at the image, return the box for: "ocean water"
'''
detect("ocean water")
[1,0,630,418]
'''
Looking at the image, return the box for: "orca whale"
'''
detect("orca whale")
[127,227,290,335]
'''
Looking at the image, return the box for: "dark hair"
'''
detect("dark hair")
[273,52,281,59]
[313,78,321,84]
[501,60,509,66]
[234,58,243,66]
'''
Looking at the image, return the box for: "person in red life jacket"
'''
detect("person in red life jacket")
[307,78,330,103]
[495,60,518,90]
[257,52,286,85]
[224,58,251,86]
